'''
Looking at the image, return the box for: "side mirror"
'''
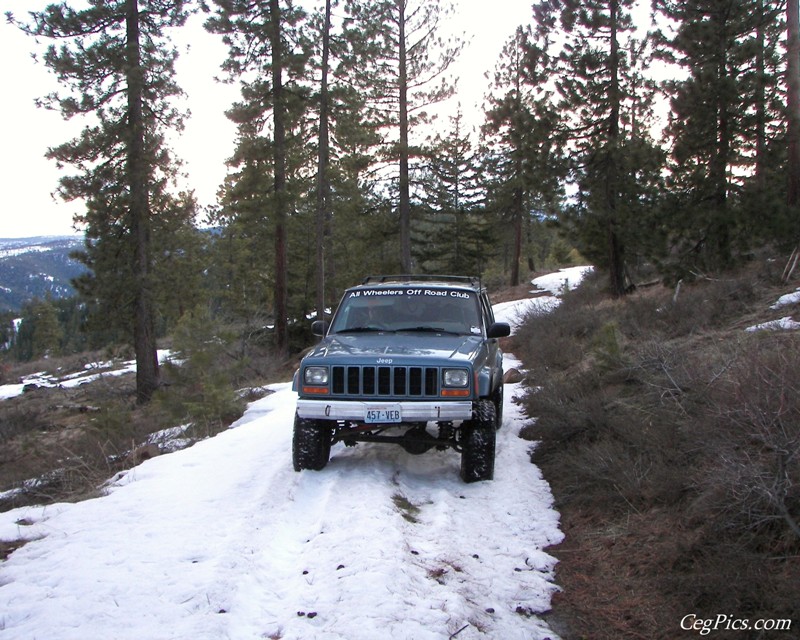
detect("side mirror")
[311,320,329,336]
[487,322,511,339]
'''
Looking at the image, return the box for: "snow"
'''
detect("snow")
[530,266,594,297]
[0,371,562,640]
[745,316,800,332]
[770,287,800,310]
[745,287,800,332]
[0,280,596,640]
[0,351,174,401]
[0,245,52,260]
[493,266,593,333]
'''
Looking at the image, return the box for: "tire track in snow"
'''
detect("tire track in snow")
[384,360,563,640]
[212,361,562,640]
[0,366,563,640]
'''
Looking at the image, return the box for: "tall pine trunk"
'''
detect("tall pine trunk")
[510,185,523,287]
[315,0,332,320]
[710,6,732,267]
[270,0,289,354]
[755,0,767,188]
[788,0,800,209]
[398,0,412,273]
[126,0,159,403]
[510,64,524,287]
[607,0,626,296]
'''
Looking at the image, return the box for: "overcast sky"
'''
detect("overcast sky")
[1,1,535,239]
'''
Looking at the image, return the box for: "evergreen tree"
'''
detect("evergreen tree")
[54,296,90,354]
[31,298,63,359]
[735,0,789,253]
[204,0,312,354]
[414,108,489,275]
[544,0,661,294]
[314,0,333,320]
[786,0,800,278]
[481,26,565,286]
[307,0,386,316]
[344,0,463,272]
[13,0,193,402]
[655,0,778,270]
[0,314,15,356]
[790,0,800,200]
[13,298,63,361]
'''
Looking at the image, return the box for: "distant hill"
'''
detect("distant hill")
[0,236,87,312]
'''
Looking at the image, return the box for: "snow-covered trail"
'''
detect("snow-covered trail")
[0,360,562,640]
[1,268,601,640]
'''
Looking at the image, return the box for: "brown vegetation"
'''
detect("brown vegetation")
[512,257,800,639]
[0,337,287,512]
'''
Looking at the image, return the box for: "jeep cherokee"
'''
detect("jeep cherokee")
[292,275,511,482]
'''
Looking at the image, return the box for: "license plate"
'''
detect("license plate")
[365,406,402,423]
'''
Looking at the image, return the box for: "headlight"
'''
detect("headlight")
[443,368,469,387]
[304,366,329,385]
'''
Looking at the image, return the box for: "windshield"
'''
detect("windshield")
[330,288,482,336]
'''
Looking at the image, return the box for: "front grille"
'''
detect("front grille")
[331,365,440,398]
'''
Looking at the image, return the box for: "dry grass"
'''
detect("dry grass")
[514,258,800,639]
[0,337,285,512]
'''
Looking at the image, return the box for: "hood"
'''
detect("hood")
[306,333,484,363]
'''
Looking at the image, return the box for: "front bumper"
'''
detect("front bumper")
[296,399,473,422]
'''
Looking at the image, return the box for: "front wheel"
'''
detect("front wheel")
[460,400,496,483]
[493,384,504,430]
[292,415,332,471]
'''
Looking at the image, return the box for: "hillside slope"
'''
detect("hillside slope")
[0,236,86,312]
[0,373,562,640]
[0,275,603,640]
[513,261,799,639]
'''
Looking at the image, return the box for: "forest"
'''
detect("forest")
[2,0,800,405]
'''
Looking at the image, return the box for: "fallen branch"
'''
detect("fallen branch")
[783,246,800,283]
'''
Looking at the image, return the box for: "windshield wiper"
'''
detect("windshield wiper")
[395,326,461,335]
[336,326,391,334]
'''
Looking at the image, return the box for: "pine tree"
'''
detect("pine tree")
[204,0,312,354]
[13,0,192,402]
[307,0,385,316]
[481,26,565,286]
[542,0,662,294]
[787,0,800,210]
[413,108,486,274]
[31,298,64,359]
[11,298,62,361]
[314,0,333,321]
[344,0,462,272]
[655,0,777,270]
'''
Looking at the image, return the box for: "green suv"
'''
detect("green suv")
[292,275,511,482]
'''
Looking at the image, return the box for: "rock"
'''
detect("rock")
[128,444,161,465]
[503,368,524,384]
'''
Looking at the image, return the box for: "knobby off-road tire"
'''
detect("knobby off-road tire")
[493,383,504,430]
[460,400,497,483]
[292,415,332,471]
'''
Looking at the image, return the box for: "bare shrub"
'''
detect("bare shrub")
[616,272,759,342]
[511,308,589,376]
[0,404,47,444]
[516,262,800,637]
[155,308,250,437]
[691,335,800,548]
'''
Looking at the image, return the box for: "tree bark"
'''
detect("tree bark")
[126,0,159,403]
[788,0,800,209]
[270,0,288,354]
[606,0,626,296]
[315,0,332,320]
[398,0,412,272]
[755,0,767,188]
[510,186,522,287]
